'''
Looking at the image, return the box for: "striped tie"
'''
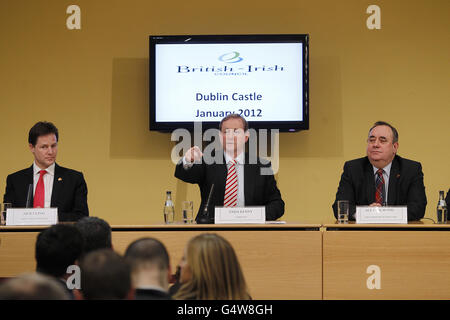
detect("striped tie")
[223,159,238,207]
[375,169,385,205]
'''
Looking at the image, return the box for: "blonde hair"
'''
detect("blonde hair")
[174,233,250,300]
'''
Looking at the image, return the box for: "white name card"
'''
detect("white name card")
[215,207,266,224]
[6,208,58,226]
[356,206,407,224]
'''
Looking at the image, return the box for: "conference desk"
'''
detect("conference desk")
[322,221,450,300]
[2,221,450,299]
[0,223,323,300]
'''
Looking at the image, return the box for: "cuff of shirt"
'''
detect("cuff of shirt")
[182,156,194,170]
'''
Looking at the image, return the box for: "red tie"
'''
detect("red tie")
[33,170,47,208]
[223,160,238,207]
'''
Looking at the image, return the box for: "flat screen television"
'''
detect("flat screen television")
[149,34,309,132]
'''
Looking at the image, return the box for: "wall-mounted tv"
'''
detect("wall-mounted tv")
[149,34,309,132]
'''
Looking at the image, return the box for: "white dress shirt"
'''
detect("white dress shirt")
[33,162,55,208]
[372,162,392,204]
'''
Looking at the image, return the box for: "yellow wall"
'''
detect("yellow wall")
[0,0,448,225]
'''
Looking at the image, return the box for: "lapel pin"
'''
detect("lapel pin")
[396,174,400,178]
[58,177,63,181]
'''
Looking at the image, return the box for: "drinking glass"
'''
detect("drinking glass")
[337,200,349,224]
[0,203,12,226]
[182,201,194,224]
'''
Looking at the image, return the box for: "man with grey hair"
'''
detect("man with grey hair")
[124,238,172,300]
[332,121,427,221]
[0,273,69,300]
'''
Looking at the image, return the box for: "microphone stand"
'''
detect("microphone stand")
[197,184,214,224]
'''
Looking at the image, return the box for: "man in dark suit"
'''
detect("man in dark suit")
[175,114,284,223]
[332,121,427,221]
[124,238,173,300]
[3,121,88,222]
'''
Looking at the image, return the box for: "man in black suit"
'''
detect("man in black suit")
[124,238,173,300]
[332,121,427,221]
[3,121,88,222]
[175,114,284,223]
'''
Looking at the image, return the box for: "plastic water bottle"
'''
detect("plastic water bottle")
[164,191,175,224]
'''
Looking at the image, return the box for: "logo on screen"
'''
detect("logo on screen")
[219,52,243,63]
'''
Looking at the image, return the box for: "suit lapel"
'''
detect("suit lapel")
[24,165,34,206]
[388,156,400,205]
[365,160,376,204]
[51,164,63,207]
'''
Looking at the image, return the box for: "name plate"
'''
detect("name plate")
[6,208,58,226]
[356,206,407,224]
[215,207,266,224]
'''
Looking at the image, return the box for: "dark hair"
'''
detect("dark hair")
[28,121,59,146]
[369,121,399,143]
[80,249,131,300]
[0,273,69,300]
[35,225,83,278]
[219,114,248,132]
[75,217,112,255]
[125,238,170,272]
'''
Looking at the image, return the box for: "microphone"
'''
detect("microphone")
[197,184,214,224]
[26,184,33,208]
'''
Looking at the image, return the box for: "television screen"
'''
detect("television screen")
[149,34,309,132]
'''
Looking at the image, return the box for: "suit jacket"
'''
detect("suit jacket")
[332,155,427,221]
[175,153,284,223]
[3,163,89,222]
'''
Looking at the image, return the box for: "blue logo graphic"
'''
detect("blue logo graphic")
[219,52,243,63]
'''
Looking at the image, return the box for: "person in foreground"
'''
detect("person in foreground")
[125,238,172,300]
[75,249,134,300]
[75,216,112,256]
[173,233,250,300]
[35,224,84,299]
[3,121,89,222]
[175,114,284,223]
[0,273,69,300]
[332,121,427,221]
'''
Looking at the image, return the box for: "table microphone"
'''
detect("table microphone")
[197,184,214,224]
[26,184,33,208]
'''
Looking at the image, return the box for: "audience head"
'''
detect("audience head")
[78,249,132,300]
[35,224,83,278]
[174,233,249,300]
[75,216,112,255]
[0,273,69,300]
[124,238,171,291]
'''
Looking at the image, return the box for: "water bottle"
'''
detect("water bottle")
[164,191,175,224]
[437,190,448,224]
